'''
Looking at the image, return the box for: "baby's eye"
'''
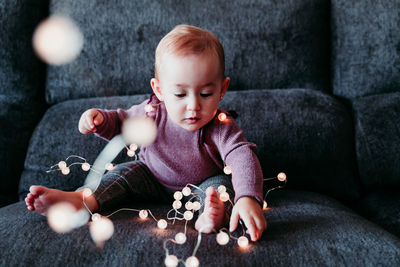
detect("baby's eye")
[174,93,186,98]
[200,93,213,98]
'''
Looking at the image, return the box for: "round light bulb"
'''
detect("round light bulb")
[173,191,183,200]
[217,185,226,193]
[263,201,268,209]
[175,232,187,244]
[164,254,179,267]
[58,161,67,169]
[81,162,91,171]
[185,201,193,210]
[185,256,199,267]
[144,104,154,113]
[61,167,70,175]
[157,219,167,229]
[238,236,249,247]
[223,166,232,175]
[277,172,287,182]
[33,15,83,65]
[105,163,114,171]
[218,113,227,121]
[172,200,182,210]
[127,150,135,157]
[183,211,193,221]
[89,217,114,243]
[82,188,92,197]
[216,232,230,245]
[122,116,157,146]
[219,192,230,202]
[192,201,201,211]
[129,144,138,151]
[182,187,191,196]
[47,202,75,233]
[139,209,148,219]
[91,213,101,221]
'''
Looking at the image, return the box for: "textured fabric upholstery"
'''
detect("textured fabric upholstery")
[331,0,400,99]
[352,92,400,189]
[46,0,331,104]
[2,190,400,266]
[19,89,360,202]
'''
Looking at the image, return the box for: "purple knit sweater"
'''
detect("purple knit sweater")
[95,97,263,204]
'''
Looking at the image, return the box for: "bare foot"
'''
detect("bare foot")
[195,187,229,233]
[25,185,98,216]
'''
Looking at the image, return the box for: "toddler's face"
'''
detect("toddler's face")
[152,53,229,131]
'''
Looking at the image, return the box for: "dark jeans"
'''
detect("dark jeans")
[91,160,235,215]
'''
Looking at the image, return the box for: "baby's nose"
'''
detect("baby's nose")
[187,97,200,111]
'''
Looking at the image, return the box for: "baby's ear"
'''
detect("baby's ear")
[220,77,230,100]
[150,78,163,101]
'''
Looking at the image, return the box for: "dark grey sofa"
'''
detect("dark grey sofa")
[1,0,400,266]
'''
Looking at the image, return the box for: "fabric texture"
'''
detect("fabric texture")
[2,190,400,266]
[352,92,400,189]
[95,97,263,204]
[331,0,400,99]
[45,0,331,104]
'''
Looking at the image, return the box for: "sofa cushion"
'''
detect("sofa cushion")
[2,190,400,266]
[352,92,400,189]
[357,190,400,238]
[45,0,331,104]
[19,89,360,202]
[331,0,400,99]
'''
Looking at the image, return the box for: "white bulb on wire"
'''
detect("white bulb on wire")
[157,219,167,229]
[175,232,187,244]
[172,200,182,210]
[81,162,90,171]
[217,185,226,193]
[183,211,193,221]
[105,163,114,171]
[223,166,232,175]
[238,236,249,247]
[218,112,227,121]
[173,191,183,201]
[58,161,67,169]
[185,256,199,267]
[82,188,92,197]
[61,167,70,175]
[89,216,114,244]
[277,172,287,182]
[127,150,135,157]
[139,210,148,219]
[216,231,230,245]
[91,213,101,222]
[164,254,179,267]
[129,144,138,151]
[192,201,201,211]
[47,202,75,233]
[219,192,230,202]
[144,104,154,113]
[185,201,193,210]
[182,187,191,196]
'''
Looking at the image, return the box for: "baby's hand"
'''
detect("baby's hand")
[229,197,267,242]
[78,109,104,134]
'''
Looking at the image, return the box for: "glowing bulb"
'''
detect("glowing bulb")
[33,15,83,65]
[223,166,232,175]
[217,185,226,193]
[182,186,191,196]
[139,209,148,219]
[164,254,179,267]
[127,150,135,157]
[129,144,138,151]
[185,201,193,210]
[83,188,92,197]
[216,232,230,245]
[144,104,154,113]
[122,116,157,146]
[263,201,268,209]
[218,113,227,121]
[219,192,230,202]
[47,202,75,233]
[192,201,201,211]
[175,232,187,244]
[238,236,249,247]
[58,161,67,169]
[173,191,183,200]
[172,200,182,209]
[81,162,90,171]
[158,219,167,229]
[105,163,114,171]
[61,167,70,175]
[185,256,199,267]
[277,172,287,182]
[91,213,101,221]
[183,211,193,221]
[89,217,114,243]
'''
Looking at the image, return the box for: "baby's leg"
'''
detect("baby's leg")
[194,174,234,233]
[25,186,98,216]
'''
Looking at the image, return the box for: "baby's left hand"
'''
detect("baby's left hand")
[229,197,267,241]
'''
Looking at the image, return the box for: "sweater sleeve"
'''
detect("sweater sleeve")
[94,100,149,141]
[211,115,264,205]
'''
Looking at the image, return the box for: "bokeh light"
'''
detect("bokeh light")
[122,116,157,147]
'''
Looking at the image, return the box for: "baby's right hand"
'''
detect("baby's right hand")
[78,109,104,134]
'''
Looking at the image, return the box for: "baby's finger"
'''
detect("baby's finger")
[229,210,240,232]
[254,214,267,232]
[242,216,257,241]
[85,113,95,130]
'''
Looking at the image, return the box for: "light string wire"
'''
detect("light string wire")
[47,154,286,266]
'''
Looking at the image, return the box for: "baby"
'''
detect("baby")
[25,24,266,241]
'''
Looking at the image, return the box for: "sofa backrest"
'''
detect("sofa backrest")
[45,0,332,105]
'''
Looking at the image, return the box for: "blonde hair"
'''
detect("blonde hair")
[154,24,225,79]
